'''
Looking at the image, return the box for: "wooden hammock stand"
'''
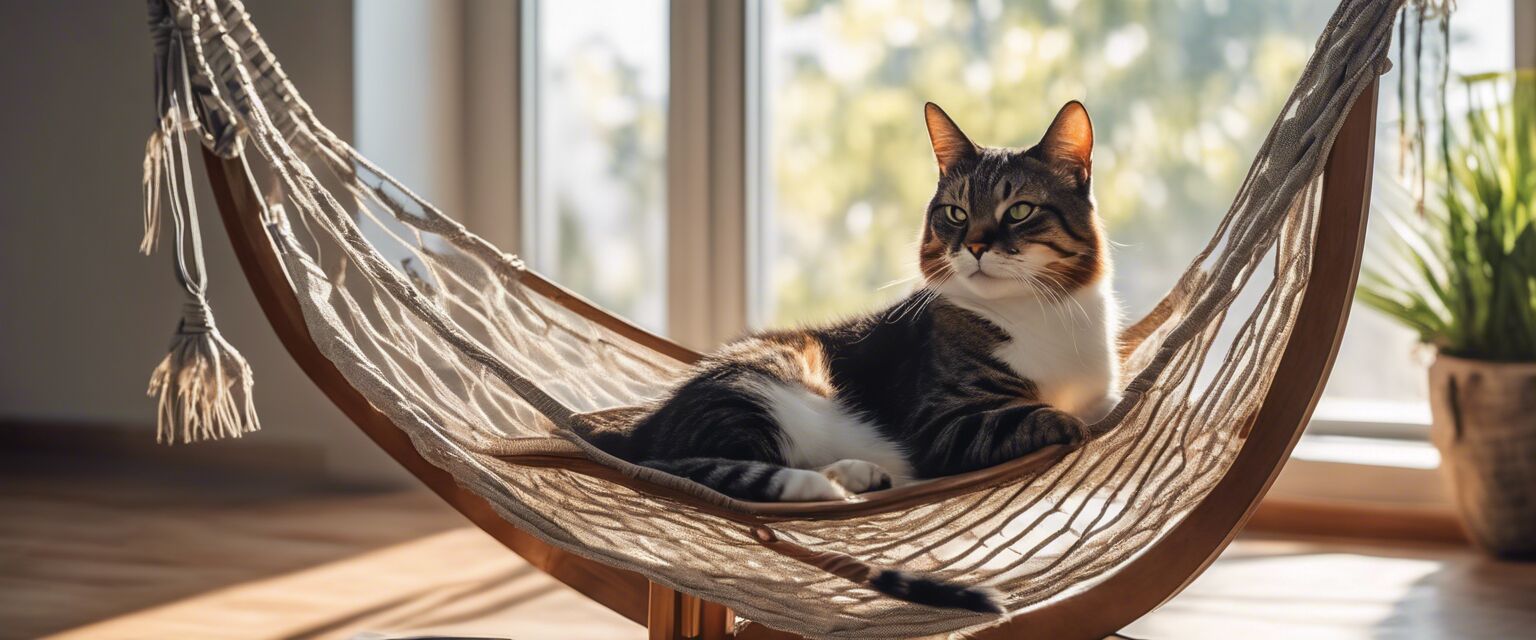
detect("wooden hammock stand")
[203,82,1378,640]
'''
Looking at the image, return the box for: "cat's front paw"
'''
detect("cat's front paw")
[777,469,857,502]
[820,459,894,493]
[1029,408,1089,450]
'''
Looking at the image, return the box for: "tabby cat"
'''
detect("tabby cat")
[585,101,1119,612]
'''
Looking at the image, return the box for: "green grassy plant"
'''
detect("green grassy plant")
[1360,71,1536,362]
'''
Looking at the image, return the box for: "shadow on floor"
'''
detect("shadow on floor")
[0,447,468,639]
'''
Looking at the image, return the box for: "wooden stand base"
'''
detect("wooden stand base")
[648,582,734,640]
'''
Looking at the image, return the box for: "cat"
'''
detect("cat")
[582,101,1119,612]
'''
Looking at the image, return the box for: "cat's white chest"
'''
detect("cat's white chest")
[949,284,1120,418]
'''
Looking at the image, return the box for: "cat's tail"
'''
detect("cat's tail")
[636,458,1004,613]
[868,569,1006,614]
[750,526,1006,615]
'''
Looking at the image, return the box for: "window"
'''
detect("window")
[522,0,671,333]
[1315,0,1515,436]
[469,1,1519,441]
[753,0,1340,326]
[748,0,1517,438]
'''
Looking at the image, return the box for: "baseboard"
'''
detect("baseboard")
[1248,496,1468,545]
[0,416,331,484]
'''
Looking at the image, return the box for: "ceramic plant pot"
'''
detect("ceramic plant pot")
[1428,354,1536,559]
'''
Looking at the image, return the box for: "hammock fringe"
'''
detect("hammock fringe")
[148,299,260,444]
[140,125,168,255]
[143,1,258,444]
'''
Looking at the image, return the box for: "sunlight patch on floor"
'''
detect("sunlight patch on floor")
[46,528,638,640]
[1123,538,1536,640]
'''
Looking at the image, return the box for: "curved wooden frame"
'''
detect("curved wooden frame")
[203,152,657,626]
[205,81,1377,639]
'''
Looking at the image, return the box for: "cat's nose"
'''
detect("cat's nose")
[965,242,988,259]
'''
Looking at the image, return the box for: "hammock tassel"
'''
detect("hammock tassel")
[141,117,262,444]
[141,3,261,444]
[148,298,261,444]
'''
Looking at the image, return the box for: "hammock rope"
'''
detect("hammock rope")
[138,0,1411,636]
[142,0,259,444]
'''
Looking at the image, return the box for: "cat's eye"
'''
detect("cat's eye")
[940,206,968,225]
[1005,202,1037,222]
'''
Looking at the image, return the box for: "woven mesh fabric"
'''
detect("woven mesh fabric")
[146,0,1402,636]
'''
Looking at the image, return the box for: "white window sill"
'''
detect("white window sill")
[1272,433,1447,507]
[1292,434,1439,470]
[1309,398,1433,440]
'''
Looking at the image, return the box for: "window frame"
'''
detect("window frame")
[664,0,751,350]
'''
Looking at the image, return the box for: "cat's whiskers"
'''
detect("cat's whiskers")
[916,266,956,310]
[878,273,923,292]
[1024,272,1058,328]
[1035,274,1080,329]
[1016,264,1090,325]
[1045,273,1091,324]
[895,263,956,324]
[1049,283,1085,356]
[912,275,954,319]
[1044,273,1093,356]
[1016,270,1085,355]
[885,292,925,325]
[985,260,1056,326]
[886,275,943,325]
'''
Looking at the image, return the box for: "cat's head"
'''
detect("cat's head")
[919,101,1106,301]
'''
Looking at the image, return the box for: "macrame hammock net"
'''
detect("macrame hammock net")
[139,0,1417,637]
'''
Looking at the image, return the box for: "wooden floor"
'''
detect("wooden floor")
[5,448,1535,640]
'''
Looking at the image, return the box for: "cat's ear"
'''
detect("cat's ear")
[1037,101,1094,186]
[925,102,978,176]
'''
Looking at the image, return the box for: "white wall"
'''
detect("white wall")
[355,0,520,250]
[0,0,408,486]
[356,0,466,219]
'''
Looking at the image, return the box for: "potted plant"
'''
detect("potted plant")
[1360,71,1536,559]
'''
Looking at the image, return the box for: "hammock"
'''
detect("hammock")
[138,0,1407,637]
